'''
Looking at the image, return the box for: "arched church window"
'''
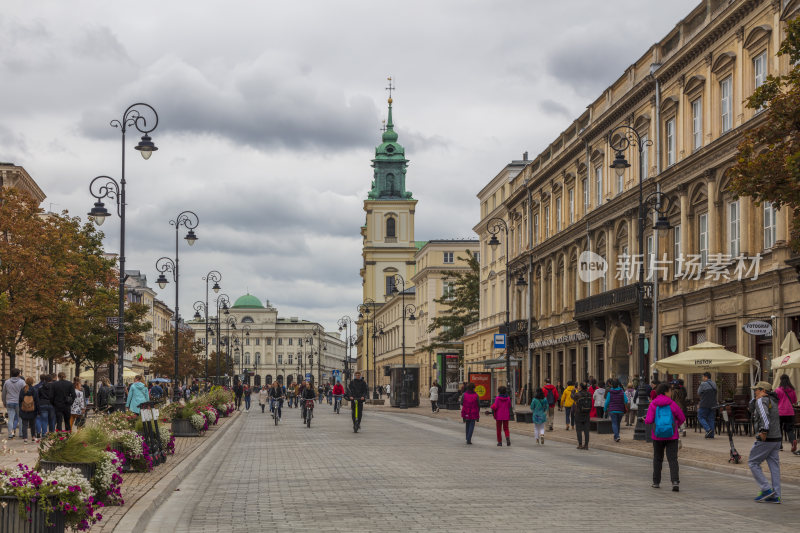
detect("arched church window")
[386,217,396,238]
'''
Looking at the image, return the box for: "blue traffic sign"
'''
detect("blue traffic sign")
[305,373,312,380]
[493,334,506,349]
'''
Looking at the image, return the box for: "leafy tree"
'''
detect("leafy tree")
[208,350,234,382]
[421,250,479,355]
[728,17,800,250]
[148,328,204,382]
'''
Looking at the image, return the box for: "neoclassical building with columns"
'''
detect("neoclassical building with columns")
[467,0,800,398]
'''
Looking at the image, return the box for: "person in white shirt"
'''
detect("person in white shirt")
[593,383,606,418]
[429,382,440,413]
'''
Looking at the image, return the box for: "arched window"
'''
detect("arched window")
[255,352,261,365]
[245,353,251,365]
[386,217,396,238]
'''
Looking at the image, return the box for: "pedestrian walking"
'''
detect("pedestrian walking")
[491,386,512,446]
[70,379,85,430]
[542,379,559,431]
[234,382,243,410]
[429,381,440,413]
[625,382,637,426]
[2,369,26,439]
[774,375,797,454]
[461,382,480,445]
[697,372,717,438]
[258,385,269,413]
[573,383,592,450]
[96,378,113,413]
[593,381,606,419]
[33,374,54,438]
[644,383,685,491]
[604,379,628,442]
[51,372,75,432]
[243,384,252,411]
[588,379,598,419]
[125,375,149,415]
[530,388,548,445]
[561,380,576,430]
[749,381,782,503]
[18,377,39,444]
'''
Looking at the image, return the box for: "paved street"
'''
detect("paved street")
[146,404,800,532]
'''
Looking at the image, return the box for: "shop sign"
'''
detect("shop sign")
[469,372,491,401]
[529,332,589,349]
[742,320,772,337]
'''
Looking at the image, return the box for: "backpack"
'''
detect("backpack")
[107,387,117,403]
[576,394,592,415]
[654,404,675,438]
[21,391,35,412]
[545,388,554,405]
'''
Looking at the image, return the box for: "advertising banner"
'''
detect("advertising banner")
[469,372,492,402]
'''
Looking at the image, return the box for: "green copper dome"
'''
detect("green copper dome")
[368,96,413,200]
[232,294,264,309]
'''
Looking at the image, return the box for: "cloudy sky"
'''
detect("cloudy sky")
[1,0,698,334]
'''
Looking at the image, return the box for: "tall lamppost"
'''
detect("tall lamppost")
[155,211,199,402]
[311,325,324,385]
[358,299,378,399]
[338,316,354,388]
[391,274,417,409]
[372,320,385,396]
[194,271,221,381]
[87,102,158,412]
[487,218,515,402]
[238,325,251,376]
[608,126,659,441]
[224,315,237,386]
[209,294,230,385]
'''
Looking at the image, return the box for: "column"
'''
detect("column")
[608,225,617,289]
[680,191,689,279]
[740,196,752,255]
[707,177,718,254]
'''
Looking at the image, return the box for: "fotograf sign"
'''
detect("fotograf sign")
[578,251,607,283]
[742,320,772,337]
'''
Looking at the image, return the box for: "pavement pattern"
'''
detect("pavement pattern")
[145,402,800,532]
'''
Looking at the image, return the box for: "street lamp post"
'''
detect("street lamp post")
[155,211,199,403]
[87,102,158,412]
[391,274,417,410]
[197,271,221,381]
[608,126,662,441]
[238,325,251,376]
[372,320,385,397]
[486,218,515,404]
[209,294,230,385]
[224,316,237,386]
[312,325,324,385]
[338,316,353,388]
[358,299,378,399]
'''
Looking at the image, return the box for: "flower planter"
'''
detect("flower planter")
[0,495,66,533]
[171,418,201,437]
[38,461,96,482]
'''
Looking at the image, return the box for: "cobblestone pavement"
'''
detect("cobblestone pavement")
[146,404,800,532]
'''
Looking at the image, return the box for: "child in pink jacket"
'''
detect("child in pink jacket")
[491,386,513,447]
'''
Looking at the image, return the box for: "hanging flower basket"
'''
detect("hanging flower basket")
[0,495,66,533]
[38,461,96,483]
[171,418,200,437]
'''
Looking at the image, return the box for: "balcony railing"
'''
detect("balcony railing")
[574,282,652,319]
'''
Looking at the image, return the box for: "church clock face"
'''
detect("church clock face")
[386,145,394,153]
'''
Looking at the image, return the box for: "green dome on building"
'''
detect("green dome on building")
[232,294,264,309]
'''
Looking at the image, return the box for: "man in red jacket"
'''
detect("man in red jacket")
[542,378,560,431]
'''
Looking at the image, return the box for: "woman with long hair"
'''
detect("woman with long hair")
[775,374,798,454]
[530,387,548,445]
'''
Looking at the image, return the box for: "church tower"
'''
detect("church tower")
[360,85,418,306]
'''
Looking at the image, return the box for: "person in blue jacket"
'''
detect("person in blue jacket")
[126,375,150,414]
[604,379,629,442]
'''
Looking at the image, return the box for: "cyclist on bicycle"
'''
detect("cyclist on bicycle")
[332,381,345,413]
[268,381,284,420]
[347,372,368,429]
[300,380,316,422]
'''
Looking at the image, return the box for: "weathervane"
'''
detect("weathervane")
[381,119,387,132]
[386,76,395,100]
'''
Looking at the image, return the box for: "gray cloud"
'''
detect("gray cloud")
[539,98,572,118]
[71,26,131,63]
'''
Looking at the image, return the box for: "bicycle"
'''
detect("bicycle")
[333,395,343,414]
[302,399,314,428]
[271,398,283,425]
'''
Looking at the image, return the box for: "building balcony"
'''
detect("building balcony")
[574,283,652,321]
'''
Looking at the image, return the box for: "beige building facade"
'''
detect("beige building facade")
[473,0,800,399]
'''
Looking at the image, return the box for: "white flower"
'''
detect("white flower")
[190,414,205,430]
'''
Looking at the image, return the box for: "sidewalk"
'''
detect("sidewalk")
[367,402,800,484]
[0,410,240,532]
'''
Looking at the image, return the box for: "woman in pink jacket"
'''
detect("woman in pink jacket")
[775,375,798,454]
[644,383,686,491]
[460,382,480,445]
[491,386,512,447]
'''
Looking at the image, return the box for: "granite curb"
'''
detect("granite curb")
[112,411,241,533]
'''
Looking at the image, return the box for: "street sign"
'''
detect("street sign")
[305,373,312,380]
[743,320,772,336]
[333,370,340,376]
[107,316,120,330]
[493,334,506,349]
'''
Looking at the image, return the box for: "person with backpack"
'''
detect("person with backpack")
[560,381,576,430]
[460,382,480,445]
[491,386,513,447]
[774,375,797,454]
[96,378,114,413]
[573,383,592,449]
[17,377,40,443]
[530,388,549,445]
[749,381,782,503]
[593,381,606,418]
[2,368,26,439]
[604,379,629,442]
[644,382,686,491]
[542,379,559,431]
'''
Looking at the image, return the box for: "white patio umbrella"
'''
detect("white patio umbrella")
[652,341,753,373]
[772,332,800,389]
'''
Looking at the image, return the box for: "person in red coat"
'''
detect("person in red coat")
[588,379,598,419]
[460,382,480,445]
[542,379,560,431]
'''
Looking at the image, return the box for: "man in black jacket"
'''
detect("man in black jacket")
[51,372,75,431]
[33,374,55,437]
[347,372,368,429]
